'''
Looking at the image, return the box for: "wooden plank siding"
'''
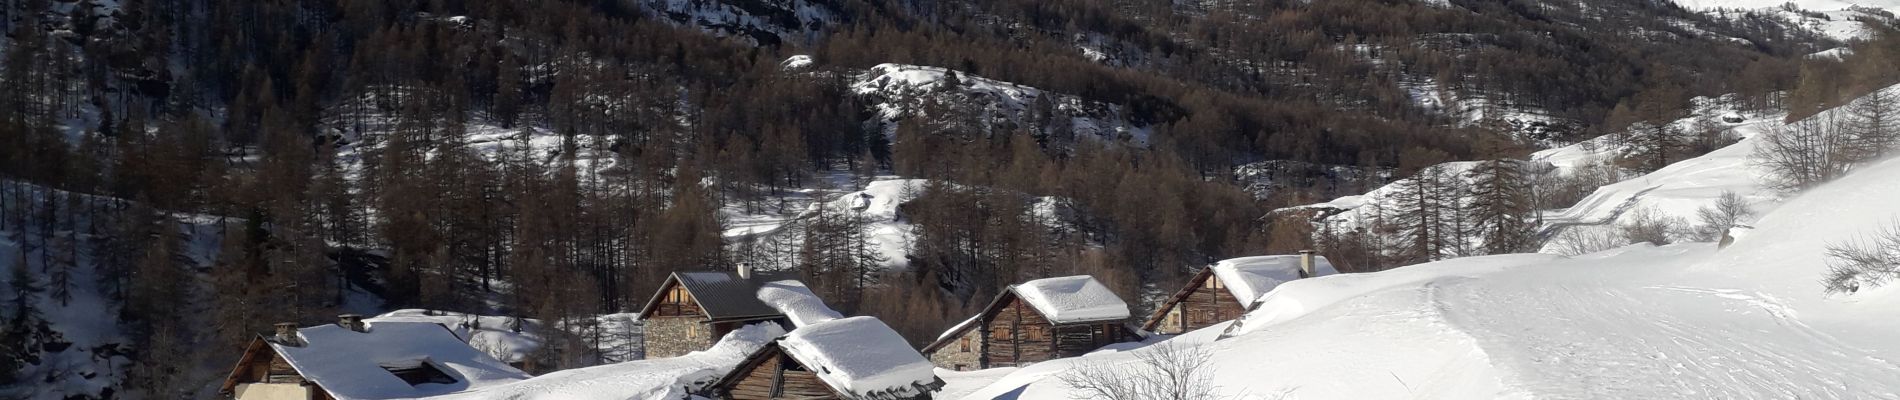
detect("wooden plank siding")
[649,282,705,318]
[714,344,844,400]
[222,338,337,400]
[1142,271,1248,335]
[975,292,1134,368]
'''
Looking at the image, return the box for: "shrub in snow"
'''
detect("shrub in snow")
[1620,206,1686,246]
[1059,343,1226,400]
[1551,225,1626,256]
[1694,191,1755,242]
[1823,221,1900,294]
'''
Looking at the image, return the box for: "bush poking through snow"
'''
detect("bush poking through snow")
[1823,221,1900,294]
[1551,226,1627,256]
[1694,191,1755,242]
[1621,207,1687,246]
[1059,343,1224,400]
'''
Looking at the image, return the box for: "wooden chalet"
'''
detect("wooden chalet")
[220,315,529,400]
[636,267,801,359]
[710,316,943,400]
[1141,251,1336,335]
[921,276,1138,370]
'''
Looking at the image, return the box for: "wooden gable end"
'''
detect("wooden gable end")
[713,343,843,400]
[640,277,706,319]
[221,338,335,400]
[979,292,1056,368]
[1140,269,1246,334]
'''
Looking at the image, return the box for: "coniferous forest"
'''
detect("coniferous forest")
[3,0,1900,397]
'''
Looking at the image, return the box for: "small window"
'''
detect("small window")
[380,360,457,386]
[1204,277,1222,289]
[1024,326,1046,341]
[959,336,972,352]
[955,364,968,371]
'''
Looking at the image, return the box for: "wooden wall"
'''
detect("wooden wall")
[1156,275,1246,335]
[718,346,842,400]
[980,295,1054,368]
[977,293,1138,368]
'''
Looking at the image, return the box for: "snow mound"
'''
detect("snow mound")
[1013,276,1131,324]
[781,55,814,70]
[1540,84,1900,252]
[271,321,530,399]
[962,84,1900,400]
[777,316,942,398]
[366,310,543,364]
[755,280,843,327]
[437,323,785,400]
[1210,254,1341,305]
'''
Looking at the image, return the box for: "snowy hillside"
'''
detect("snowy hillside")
[629,0,837,45]
[726,177,1082,272]
[957,148,1900,398]
[1277,92,1776,256]
[1539,85,1900,251]
[0,182,224,399]
[851,64,1151,148]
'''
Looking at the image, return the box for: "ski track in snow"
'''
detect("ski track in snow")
[1428,257,1900,398]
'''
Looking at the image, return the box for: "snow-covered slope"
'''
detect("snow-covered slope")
[364,310,548,365]
[852,64,1150,148]
[629,0,837,45]
[1694,2,1896,42]
[1539,85,1900,251]
[964,152,1900,398]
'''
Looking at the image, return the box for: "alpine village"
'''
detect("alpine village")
[9,0,1900,399]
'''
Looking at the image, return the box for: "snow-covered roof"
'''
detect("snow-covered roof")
[1211,255,1340,305]
[639,270,800,322]
[756,280,844,327]
[936,315,979,342]
[366,310,543,364]
[777,316,943,398]
[266,321,530,399]
[1012,276,1131,324]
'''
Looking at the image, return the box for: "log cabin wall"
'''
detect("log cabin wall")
[720,347,843,400]
[725,351,783,399]
[980,295,1055,368]
[1180,275,1245,333]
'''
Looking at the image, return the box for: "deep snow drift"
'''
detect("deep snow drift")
[775,316,941,398]
[957,151,1900,399]
[436,323,785,400]
[268,321,531,399]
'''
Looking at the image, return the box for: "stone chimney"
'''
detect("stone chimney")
[738,263,753,280]
[338,314,367,333]
[273,322,304,347]
[1298,250,1316,279]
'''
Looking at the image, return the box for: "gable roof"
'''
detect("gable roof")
[719,317,943,399]
[1011,275,1131,324]
[1209,255,1337,305]
[923,275,1131,354]
[1140,254,1338,332]
[637,270,800,322]
[226,321,530,400]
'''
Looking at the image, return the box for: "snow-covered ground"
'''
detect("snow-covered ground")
[1695,3,1896,42]
[0,182,225,399]
[1538,85,1900,251]
[436,323,784,400]
[852,63,1151,147]
[962,152,1900,398]
[724,177,926,271]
